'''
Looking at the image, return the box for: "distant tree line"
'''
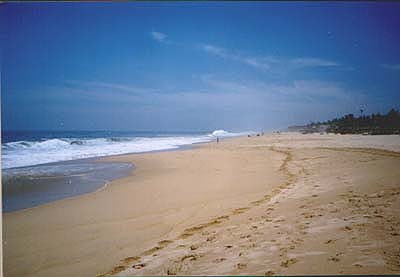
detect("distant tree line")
[307,108,400,135]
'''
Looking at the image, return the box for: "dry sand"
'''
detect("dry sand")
[3,133,400,276]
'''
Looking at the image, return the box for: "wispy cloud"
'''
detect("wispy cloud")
[201,75,354,103]
[202,44,271,70]
[64,77,354,108]
[381,63,400,71]
[45,76,373,130]
[291,57,339,67]
[79,81,161,94]
[201,43,340,71]
[184,76,367,128]
[150,31,168,43]
[60,81,162,103]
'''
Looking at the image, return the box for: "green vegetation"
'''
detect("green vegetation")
[309,108,400,135]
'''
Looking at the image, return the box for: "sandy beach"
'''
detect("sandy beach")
[3,133,400,276]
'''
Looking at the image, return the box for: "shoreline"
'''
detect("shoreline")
[4,134,284,277]
[2,159,133,213]
[2,135,235,213]
[1,130,240,170]
[3,133,400,277]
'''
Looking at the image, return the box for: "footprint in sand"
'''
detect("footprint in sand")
[233,207,250,215]
[328,256,340,262]
[106,265,128,276]
[328,252,343,262]
[206,235,217,242]
[141,246,162,256]
[344,225,353,231]
[158,240,173,247]
[141,240,173,256]
[214,257,226,263]
[132,263,147,269]
[166,263,182,276]
[180,254,199,262]
[265,270,275,276]
[324,239,335,244]
[280,258,298,268]
[251,199,265,206]
[179,217,228,239]
[121,256,141,264]
[301,212,315,219]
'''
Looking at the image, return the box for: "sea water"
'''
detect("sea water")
[1,130,250,211]
[1,130,248,169]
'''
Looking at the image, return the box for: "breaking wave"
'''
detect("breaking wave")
[2,130,251,169]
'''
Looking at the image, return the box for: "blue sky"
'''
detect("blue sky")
[1,2,400,132]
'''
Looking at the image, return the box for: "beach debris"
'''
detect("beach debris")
[237,262,247,269]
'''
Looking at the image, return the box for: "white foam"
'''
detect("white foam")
[2,130,251,169]
[210,129,253,138]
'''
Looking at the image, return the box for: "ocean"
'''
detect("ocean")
[1,129,248,169]
[1,129,249,212]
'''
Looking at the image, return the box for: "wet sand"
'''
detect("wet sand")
[3,133,400,276]
[2,160,132,212]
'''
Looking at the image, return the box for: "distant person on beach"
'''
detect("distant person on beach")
[217,137,219,143]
